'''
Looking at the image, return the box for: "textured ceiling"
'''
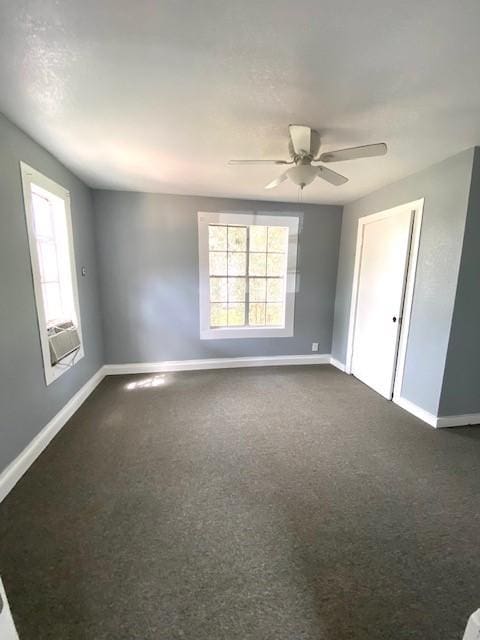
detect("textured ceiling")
[1,0,480,204]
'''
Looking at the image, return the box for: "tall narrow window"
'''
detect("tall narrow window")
[198,212,299,339]
[21,162,84,384]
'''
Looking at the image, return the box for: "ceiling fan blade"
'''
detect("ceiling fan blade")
[228,159,291,165]
[318,143,387,163]
[288,125,312,156]
[265,171,288,190]
[316,165,348,186]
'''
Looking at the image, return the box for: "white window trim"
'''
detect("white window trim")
[198,211,299,339]
[20,162,84,385]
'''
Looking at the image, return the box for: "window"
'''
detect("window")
[198,212,299,339]
[21,162,84,384]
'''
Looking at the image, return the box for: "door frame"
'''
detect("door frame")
[345,198,424,401]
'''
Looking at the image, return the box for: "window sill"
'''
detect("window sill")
[200,326,293,340]
[44,347,84,385]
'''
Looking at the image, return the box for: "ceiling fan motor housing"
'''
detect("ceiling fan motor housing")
[288,128,321,161]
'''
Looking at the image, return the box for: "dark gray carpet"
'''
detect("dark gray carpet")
[1,365,480,640]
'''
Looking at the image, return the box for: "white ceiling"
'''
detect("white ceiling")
[1,0,480,205]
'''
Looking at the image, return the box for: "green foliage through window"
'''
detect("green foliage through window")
[208,224,288,328]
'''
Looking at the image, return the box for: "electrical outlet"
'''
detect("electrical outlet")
[311,342,319,352]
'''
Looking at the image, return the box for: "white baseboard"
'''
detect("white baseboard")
[103,353,331,375]
[394,396,438,428]
[329,357,346,372]
[395,396,480,428]
[0,367,105,503]
[436,413,480,428]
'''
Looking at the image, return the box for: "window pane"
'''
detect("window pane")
[249,252,266,276]
[249,277,266,302]
[266,303,284,327]
[228,226,247,251]
[38,240,60,283]
[266,278,284,302]
[32,192,54,239]
[227,252,246,276]
[209,251,227,275]
[208,225,227,251]
[210,303,228,327]
[267,226,289,252]
[250,226,267,252]
[267,252,286,277]
[228,277,246,302]
[210,277,227,302]
[41,282,63,324]
[228,303,245,326]
[249,303,266,326]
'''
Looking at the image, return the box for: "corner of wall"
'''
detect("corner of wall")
[438,147,480,416]
[90,188,108,366]
[330,203,347,364]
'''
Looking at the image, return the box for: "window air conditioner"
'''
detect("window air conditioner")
[48,321,81,365]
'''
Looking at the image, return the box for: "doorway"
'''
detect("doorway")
[346,199,424,401]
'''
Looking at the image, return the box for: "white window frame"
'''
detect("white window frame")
[20,162,84,385]
[198,211,299,339]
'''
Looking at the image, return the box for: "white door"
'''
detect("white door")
[351,208,413,398]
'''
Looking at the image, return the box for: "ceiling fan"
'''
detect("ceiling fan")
[228,125,387,190]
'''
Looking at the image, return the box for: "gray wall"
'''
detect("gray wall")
[332,149,474,415]
[439,147,480,416]
[93,191,342,363]
[0,113,104,474]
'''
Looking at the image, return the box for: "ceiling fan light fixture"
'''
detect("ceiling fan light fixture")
[287,164,318,188]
